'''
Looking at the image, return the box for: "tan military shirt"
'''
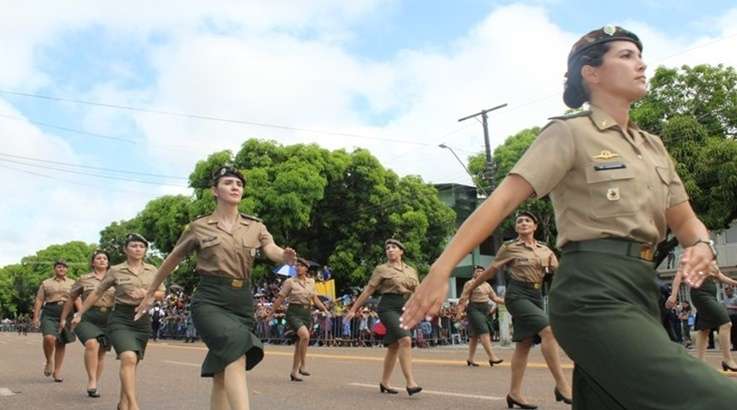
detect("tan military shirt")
[95,262,164,306]
[70,272,115,308]
[279,276,316,305]
[171,213,275,280]
[510,105,689,248]
[463,281,495,303]
[491,240,558,283]
[36,276,75,304]
[367,262,419,295]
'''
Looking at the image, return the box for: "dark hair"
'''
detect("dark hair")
[563,42,610,109]
[90,250,111,270]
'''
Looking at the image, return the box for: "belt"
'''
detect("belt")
[199,273,247,289]
[562,238,654,262]
[91,306,110,313]
[381,293,410,300]
[509,279,542,289]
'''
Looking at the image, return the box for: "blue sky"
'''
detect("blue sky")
[2,0,737,264]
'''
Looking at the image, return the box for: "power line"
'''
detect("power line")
[0,152,188,180]
[0,113,139,144]
[0,89,435,147]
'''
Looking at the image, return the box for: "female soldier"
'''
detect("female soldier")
[71,234,165,410]
[135,166,296,410]
[32,259,77,382]
[60,250,115,397]
[460,212,571,408]
[344,239,422,396]
[667,262,737,371]
[270,257,330,381]
[401,26,737,408]
[457,265,504,367]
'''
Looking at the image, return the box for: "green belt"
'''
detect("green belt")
[562,238,655,262]
[288,303,311,309]
[509,279,542,290]
[199,274,248,289]
[381,293,410,300]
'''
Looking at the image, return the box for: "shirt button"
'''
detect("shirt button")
[638,155,643,159]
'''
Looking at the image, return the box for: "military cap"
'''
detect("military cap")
[515,210,539,224]
[211,165,246,187]
[296,257,310,268]
[568,25,642,64]
[53,259,68,268]
[125,233,149,247]
[385,238,405,251]
[473,265,486,271]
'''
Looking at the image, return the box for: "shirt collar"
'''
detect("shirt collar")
[589,104,641,132]
[514,238,541,248]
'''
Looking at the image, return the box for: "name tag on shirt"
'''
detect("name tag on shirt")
[593,163,626,171]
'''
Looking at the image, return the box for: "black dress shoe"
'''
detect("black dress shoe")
[289,374,303,382]
[554,388,572,404]
[379,383,398,394]
[466,360,479,367]
[53,377,63,383]
[87,388,100,398]
[506,394,537,409]
[490,359,504,366]
[722,361,737,372]
[298,369,311,376]
[406,386,422,396]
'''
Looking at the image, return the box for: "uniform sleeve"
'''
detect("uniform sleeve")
[278,280,292,298]
[171,224,199,256]
[366,267,384,290]
[462,281,473,294]
[665,154,689,208]
[94,270,116,297]
[69,280,84,299]
[490,244,514,270]
[36,282,46,301]
[509,120,576,198]
[548,251,559,270]
[259,224,275,248]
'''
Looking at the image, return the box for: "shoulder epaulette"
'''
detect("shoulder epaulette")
[240,213,263,223]
[548,110,591,121]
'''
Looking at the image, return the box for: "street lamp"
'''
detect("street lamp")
[438,143,488,197]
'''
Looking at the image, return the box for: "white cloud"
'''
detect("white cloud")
[2,2,737,264]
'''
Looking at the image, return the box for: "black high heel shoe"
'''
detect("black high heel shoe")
[554,388,572,404]
[490,359,504,366]
[722,361,737,372]
[379,383,398,394]
[298,369,311,376]
[506,394,538,409]
[466,360,479,367]
[406,386,422,396]
[87,388,100,398]
[289,374,303,382]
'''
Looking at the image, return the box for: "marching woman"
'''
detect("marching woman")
[60,250,116,397]
[400,25,737,409]
[667,262,737,371]
[71,234,165,410]
[345,239,422,396]
[459,212,571,408]
[32,259,77,382]
[270,257,330,381]
[135,166,296,410]
[457,264,504,367]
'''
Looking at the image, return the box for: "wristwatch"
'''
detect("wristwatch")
[690,238,717,258]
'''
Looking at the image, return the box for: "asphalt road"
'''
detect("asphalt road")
[1,333,735,409]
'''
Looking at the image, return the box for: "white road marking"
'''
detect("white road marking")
[0,388,17,396]
[162,360,200,367]
[348,383,504,401]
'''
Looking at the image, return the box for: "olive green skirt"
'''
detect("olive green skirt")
[40,303,76,344]
[505,280,547,343]
[74,306,111,350]
[108,304,151,361]
[286,304,312,334]
[191,275,264,377]
[377,293,411,346]
[550,249,737,409]
[691,279,730,331]
[467,302,494,337]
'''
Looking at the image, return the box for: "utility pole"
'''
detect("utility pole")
[458,103,507,193]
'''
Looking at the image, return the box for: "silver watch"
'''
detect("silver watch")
[691,239,717,258]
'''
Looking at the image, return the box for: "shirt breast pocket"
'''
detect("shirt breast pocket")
[585,164,637,217]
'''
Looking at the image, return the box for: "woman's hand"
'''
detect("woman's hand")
[665,295,677,310]
[58,319,67,333]
[134,293,154,321]
[32,318,40,328]
[343,309,356,323]
[70,313,82,330]
[400,267,449,330]
[681,244,716,288]
[283,247,297,265]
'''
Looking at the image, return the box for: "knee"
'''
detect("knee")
[398,337,412,349]
[120,353,138,367]
[85,340,99,350]
[43,335,56,344]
